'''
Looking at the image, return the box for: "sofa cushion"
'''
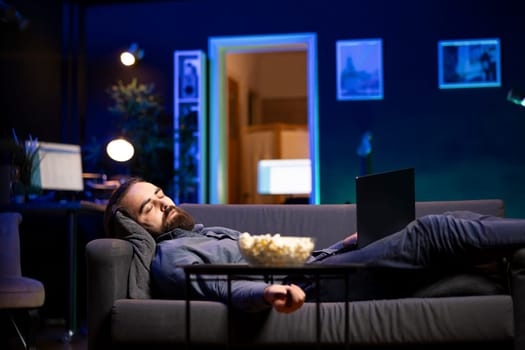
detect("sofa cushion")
[413,273,508,298]
[0,276,45,308]
[111,295,513,346]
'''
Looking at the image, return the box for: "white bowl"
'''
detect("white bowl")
[238,232,315,267]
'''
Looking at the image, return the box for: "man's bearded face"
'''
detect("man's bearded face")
[163,206,196,232]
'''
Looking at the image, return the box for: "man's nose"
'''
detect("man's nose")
[152,198,168,210]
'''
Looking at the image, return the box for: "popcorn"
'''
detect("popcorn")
[238,232,315,267]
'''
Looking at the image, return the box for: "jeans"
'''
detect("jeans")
[299,211,525,301]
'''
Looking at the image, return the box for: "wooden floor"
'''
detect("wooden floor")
[5,324,88,350]
[36,326,87,350]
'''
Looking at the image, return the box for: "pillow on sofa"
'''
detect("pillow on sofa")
[412,273,507,298]
[114,210,156,299]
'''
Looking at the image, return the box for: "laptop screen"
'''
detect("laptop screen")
[355,168,415,248]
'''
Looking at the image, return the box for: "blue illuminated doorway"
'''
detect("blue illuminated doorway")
[208,33,319,204]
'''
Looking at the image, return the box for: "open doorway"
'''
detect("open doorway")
[227,51,308,204]
[208,33,319,204]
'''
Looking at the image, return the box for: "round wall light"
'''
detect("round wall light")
[120,42,144,66]
[106,138,135,162]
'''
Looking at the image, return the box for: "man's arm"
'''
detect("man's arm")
[152,241,305,312]
[154,265,305,312]
[310,233,358,261]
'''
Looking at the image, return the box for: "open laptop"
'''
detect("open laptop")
[355,168,415,248]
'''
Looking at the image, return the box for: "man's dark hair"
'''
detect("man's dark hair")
[104,177,144,237]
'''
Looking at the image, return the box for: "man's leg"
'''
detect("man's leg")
[317,211,525,268]
[303,211,525,301]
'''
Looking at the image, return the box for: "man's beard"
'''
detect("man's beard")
[163,206,196,232]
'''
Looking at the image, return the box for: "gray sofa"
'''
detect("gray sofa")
[86,199,525,349]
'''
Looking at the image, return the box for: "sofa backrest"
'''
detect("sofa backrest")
[180,199,505,250]
[180,204,354,249]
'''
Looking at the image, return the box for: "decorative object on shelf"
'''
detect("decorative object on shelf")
[356,131,373,175]
[173,50,207,204]
[0,164,9,204]
[0,137,14,204]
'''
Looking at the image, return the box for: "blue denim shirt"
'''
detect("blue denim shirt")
[151,224,272,312]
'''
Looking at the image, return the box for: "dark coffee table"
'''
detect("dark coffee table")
[181,263,363,349]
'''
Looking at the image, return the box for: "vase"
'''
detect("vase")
[0,165,10,205]
[9,166,27,204]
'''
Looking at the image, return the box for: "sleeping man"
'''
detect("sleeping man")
[104,177,525,313]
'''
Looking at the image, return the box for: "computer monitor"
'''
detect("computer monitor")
[31,142,84,192]
[257,159,311,195]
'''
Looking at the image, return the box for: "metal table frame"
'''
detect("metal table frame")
[182,264,359,349]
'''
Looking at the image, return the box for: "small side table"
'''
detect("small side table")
[182,264,362,349]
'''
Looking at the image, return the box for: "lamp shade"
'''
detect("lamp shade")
[257,159,311,195]
[106,138,134,162]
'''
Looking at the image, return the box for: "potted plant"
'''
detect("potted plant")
[0,129,39,203]
[85,79,174,193]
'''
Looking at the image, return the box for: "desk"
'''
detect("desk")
[0,200,105,341]
[182,264,356,349]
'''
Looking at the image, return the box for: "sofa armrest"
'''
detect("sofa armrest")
[510,247,525,350]
[85,238,133,350]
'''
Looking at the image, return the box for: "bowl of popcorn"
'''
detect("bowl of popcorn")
[238,232,315,267]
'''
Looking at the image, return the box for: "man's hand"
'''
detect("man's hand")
[263,284,305,313]
[343,232,358,248]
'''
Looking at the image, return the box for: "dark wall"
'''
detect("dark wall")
[2,0,525,217]
[82,0,525,217]
[0,0,63,142]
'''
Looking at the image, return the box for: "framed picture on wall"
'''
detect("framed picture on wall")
[336,38,383,101]
[438,38,501,89]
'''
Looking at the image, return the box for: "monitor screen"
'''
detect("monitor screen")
[257,159,311,195]
[31,142,84,192]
